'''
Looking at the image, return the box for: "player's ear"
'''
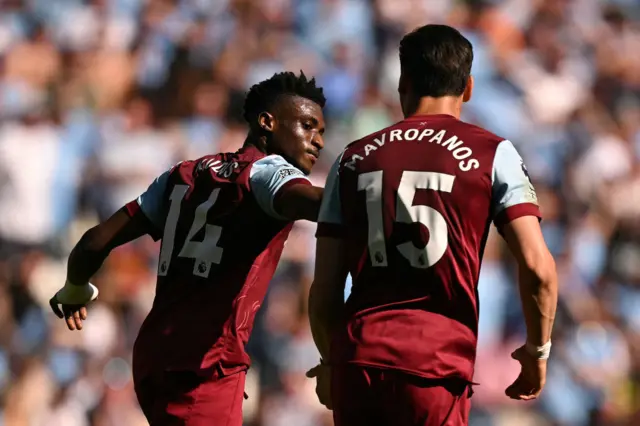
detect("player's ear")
[398,72,413,117]
[398,71,409,95]
[258,112,276,133]
[463,75,474,103]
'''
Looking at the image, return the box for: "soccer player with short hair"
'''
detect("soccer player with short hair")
[49,71,326,426]
[307,25,558,426]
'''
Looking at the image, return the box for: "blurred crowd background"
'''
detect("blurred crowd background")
[0,0,639,425]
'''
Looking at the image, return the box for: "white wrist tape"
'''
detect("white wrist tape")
[57,280,99,305]
[525,341,552,360]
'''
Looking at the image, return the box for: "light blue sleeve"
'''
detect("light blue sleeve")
[250,155,310,220]
[491,140,539,216]
[318,152,344,226]
[137,170,170,229]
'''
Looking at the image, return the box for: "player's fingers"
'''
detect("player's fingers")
[65,312,76,331]
[506,379,539,401]
[506,389,530,400]
[505,375,526,399]
[49,297,64,318]
[80,306,88,320]
[63,305,82,331]
[73,310,83,330]
[517,393,538,401]
[505,383,520,399]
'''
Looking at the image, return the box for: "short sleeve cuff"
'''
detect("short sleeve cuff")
[316,222,347,238]
[494,203,542,228]
[274,177,311,200]
[125,200,140,217]
[270,177,311,220]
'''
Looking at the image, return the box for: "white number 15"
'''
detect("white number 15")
[357,171,455,269]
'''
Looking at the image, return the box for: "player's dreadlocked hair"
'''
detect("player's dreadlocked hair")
[243,71,326,126]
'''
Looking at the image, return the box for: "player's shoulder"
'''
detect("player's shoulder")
[250,153,294,170]
[249,152,305,181]
[187,145,270,182]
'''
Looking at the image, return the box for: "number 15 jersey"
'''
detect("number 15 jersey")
[317,114,541,382]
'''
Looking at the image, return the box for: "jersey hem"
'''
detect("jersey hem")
[340,360,477,385]
[124,199,163,241]
[494,202,542,228]
[125,199,140,217]
[266,177,310,220]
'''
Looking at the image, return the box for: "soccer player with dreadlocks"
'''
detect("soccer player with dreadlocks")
[49,71,326,425]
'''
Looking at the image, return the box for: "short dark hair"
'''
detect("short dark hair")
[399,25,473,98]
[243,71,326,125]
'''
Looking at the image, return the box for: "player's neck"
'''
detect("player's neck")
[406,96,462,120]
[243,134,268,154]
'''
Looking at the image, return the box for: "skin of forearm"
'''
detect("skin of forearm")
[518,267,558,346]
[66,229,111,286]
[309,282,344,362]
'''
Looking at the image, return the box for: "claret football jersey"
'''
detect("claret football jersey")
[317,114,541,382]
[125,145,310,380]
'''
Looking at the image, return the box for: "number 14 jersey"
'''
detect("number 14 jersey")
[317,114,541,383]
[125,145,310,381]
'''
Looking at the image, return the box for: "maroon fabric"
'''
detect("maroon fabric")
[129,145,295,385]
[493,202,541,228]
[332,364,470,426]
[136,370,246,426]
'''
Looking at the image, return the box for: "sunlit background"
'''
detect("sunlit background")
[0,0,639,425]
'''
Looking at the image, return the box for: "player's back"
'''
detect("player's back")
[326,114,539,382]
[129,145,310,381]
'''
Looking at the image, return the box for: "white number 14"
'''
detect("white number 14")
[357,171,455,269]
[158,185,224,278]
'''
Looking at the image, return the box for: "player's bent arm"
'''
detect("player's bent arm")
[502,216,558,351]
[274,184,323,222]
[250,155,323,222]
[308,236,350,362]
[67,208,154,286]
[51,169,168,328]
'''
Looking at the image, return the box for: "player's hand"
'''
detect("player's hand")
[49,281,99,331]
[505,345,547,401]
[306,363,333,410]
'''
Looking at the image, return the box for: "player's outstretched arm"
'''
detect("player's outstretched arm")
[502,215,558,400]
[49,206,157,331]
[274,184,323,222]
